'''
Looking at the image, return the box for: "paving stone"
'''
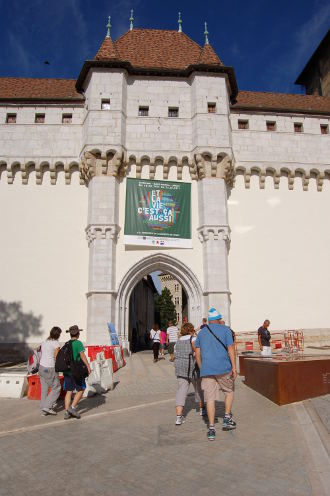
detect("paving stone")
[0,352,329,495]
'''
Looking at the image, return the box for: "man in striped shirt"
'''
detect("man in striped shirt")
[166,320,179,362]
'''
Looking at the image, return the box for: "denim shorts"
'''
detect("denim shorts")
[63,375,86,392]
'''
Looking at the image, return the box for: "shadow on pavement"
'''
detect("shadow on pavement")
[183,393,225,423]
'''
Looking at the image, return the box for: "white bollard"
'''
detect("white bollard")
[100,359,114,392]
[0,373,28,398]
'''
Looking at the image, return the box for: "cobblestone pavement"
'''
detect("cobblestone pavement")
[0,351,329,496]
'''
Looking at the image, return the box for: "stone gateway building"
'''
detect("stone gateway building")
[0,23,329,352]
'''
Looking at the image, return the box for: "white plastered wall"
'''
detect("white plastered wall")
[228,174,330,331]
[0,172,88,343]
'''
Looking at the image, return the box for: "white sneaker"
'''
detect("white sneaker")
[175,415,185,425]
[42,408,57,416]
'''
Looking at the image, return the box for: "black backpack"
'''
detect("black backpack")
[55,340,73,373]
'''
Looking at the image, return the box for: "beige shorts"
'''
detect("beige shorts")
[201,373,235,402]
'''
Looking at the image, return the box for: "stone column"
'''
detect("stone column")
[197,155,232,325]
[84,152,122,345]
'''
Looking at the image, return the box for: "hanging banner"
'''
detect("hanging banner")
[124,178,191,248]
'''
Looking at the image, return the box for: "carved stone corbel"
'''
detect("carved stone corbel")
[195,154,205,180]
[189,158,198,180]
[163,159,169,180]
[86,224,121,246]
[177,158,183,180]
[244,170,251,189]
[136,158,142,179]
[288,171,295,190]
[259,170,266,189]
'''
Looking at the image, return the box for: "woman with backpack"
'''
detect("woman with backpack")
[39,326,62,416]
[174,322,205,426]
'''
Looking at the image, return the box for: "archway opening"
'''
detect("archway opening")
[116,254,203,352]
[128,271,189,353]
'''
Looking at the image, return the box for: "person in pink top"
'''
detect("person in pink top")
[159,329,167,359]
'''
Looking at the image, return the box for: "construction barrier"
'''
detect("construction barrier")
[27,374,65,400]
[235,330,305,354]
[0,372,28,398]
[86,345,126,373]
[114,346,123,369]
[284,330,304,352]
[84,352,114,397]
[121,347,126,367]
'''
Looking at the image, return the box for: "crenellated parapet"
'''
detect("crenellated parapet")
[85,224,120,246]
[2,150,329,192]
[80,149,235,185]
[0,159,82,185]
[234,164,330,192]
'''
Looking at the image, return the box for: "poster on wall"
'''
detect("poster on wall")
[124,178,191,248]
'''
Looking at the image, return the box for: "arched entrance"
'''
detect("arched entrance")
[116,254,203,350]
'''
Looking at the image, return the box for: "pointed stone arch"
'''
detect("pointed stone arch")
[115,253,203,349]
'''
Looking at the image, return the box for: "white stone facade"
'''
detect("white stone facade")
[0,63,329,349]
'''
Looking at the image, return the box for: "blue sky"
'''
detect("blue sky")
[0,0,329,94]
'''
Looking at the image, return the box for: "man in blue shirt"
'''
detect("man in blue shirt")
[195,307,237,441]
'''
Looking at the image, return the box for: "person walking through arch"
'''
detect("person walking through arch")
[195,308,237,441]
[150,324,161,362]
[159,328,166,359]
[166,320,179,362]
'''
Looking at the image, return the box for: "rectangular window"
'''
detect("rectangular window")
[6,113,16,123]
[177,313,180,322]
[266,121,276,131]
[207,102,216,113]
[321,124,329,134]
[238,119,249,129]
[35,113,45,123]
[168,107,179,118]
[138,106,149,116]
[294,122,303,133]
[101,99,111,110]
[62,113,72,124]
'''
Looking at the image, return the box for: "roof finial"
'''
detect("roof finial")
[106,16,111,38]
[178,12,182,32]
[204,21,209,45]
[129,9,134,31]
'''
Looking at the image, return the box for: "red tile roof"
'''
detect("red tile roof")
[95,29,223,69]
[198,44,222,65]
[232,90,330,115]
[0,77,83,102]
[95,37,119,60]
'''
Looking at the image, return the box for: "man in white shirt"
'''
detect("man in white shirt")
[166,320,179,362]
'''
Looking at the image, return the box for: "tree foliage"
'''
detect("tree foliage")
[154,287,177,329]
